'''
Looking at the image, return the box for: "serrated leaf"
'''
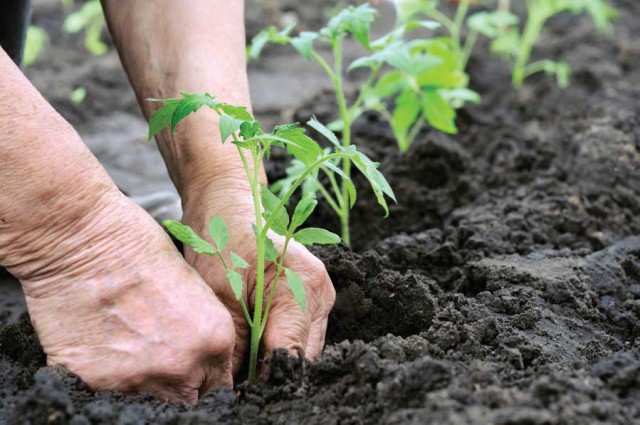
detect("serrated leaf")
[467,11,519,38]
[372,70,407,98]
[292,31,318,61]
[226,269,245,300]
[208,215,229,252]
[422,89,457,134]
[351,152,396,216]
[231,252,250,269]
[294,228,341,245]
[291,193,318,231]
[392,88,422,152]
[171,93,219,133]
[261,185,289,235]
[265,236,278,262]
[163,220,216,255]
[395,0,438,22]
[325,3,376,49]
[148,100,179,140]
[307,117,341,147]
[285,268,306,311]
[248,30,269,60]
[274,124,323,166]
[219,104,254,121]
[219,115,244,142]
[239,121,261,139]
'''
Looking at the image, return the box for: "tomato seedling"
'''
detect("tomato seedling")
[396,0,615,87]
[148,93,395,383]
[489,0,616,87]
[249,3,476,244]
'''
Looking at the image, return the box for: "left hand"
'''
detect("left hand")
[181,178,336,376]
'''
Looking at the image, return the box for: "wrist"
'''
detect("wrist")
[154,106,267,201]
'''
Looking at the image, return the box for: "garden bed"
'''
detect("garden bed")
[1,0,640,423]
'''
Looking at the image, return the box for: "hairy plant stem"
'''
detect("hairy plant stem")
[230,138,266,384]
[331,36,352,246]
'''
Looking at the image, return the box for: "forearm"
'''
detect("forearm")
[101,0,263,199]
[0,49,117,275]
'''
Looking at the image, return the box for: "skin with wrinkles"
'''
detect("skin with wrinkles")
[0,0,335,401]
[102,0,335,376]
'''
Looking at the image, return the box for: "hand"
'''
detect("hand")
[182,179,336,376]
[15,189,235,403]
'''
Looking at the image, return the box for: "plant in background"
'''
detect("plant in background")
[396,0,615,87]
[249,3,476,244]
[488,0,616,87]
[62,0,108,56]
[148,93,395,383]
[23,25,49,68]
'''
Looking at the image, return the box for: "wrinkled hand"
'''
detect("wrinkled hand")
[19,190,235,403]
[182,180,336,375]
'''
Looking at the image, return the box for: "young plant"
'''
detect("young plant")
[249,3,476,244]
[486,0,616,87]
[23,26,49,68]
[396,0,615,87]
[147,92,395,383]
[62,0,108,56]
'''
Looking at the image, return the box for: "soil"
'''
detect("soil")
[1,0,640,424]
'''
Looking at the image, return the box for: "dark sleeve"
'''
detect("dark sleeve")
[0,0,32,66]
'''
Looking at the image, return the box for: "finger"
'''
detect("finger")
[305,314,329,359]
[261,281,312,356]
[199,355,234,399]
[228,308,250,376]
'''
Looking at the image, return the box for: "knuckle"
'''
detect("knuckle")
[198,310,236,359]
[303,257,331,292]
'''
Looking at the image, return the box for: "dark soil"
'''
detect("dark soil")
[2,0,640,424]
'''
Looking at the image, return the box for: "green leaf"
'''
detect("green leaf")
[294,228,341,245]
[490,28,521,59]
[248,30,269,60]
[265,236,278,262]
[219,115,244,142]
[351,151,396,216]
[467,11,519,38]
[395,0,438,22]
[307,117,341,147]
[291,193,318,231]
[345,4,376,49]
[163,220,216,255]
[226,269,245,300]
[69,87,87,106]
[208,215,229,252]
[171,92,219,133]
[322,161,357,208]
[147,100,179,140]
[248,24,295,60]
[416,40,466,88]
[439,88,481,108]
[23,26,48,68]
[274,124,323,166]
[231,252,250,269]
[372,70,407,98]
[422,89,458,134]
[219,104,254,121]
[392,88,422,152]
[261,185,289,236]
[240,121,261,139]
[291,31,318,61]
[325,3,376,49]
[285,268,306,311]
